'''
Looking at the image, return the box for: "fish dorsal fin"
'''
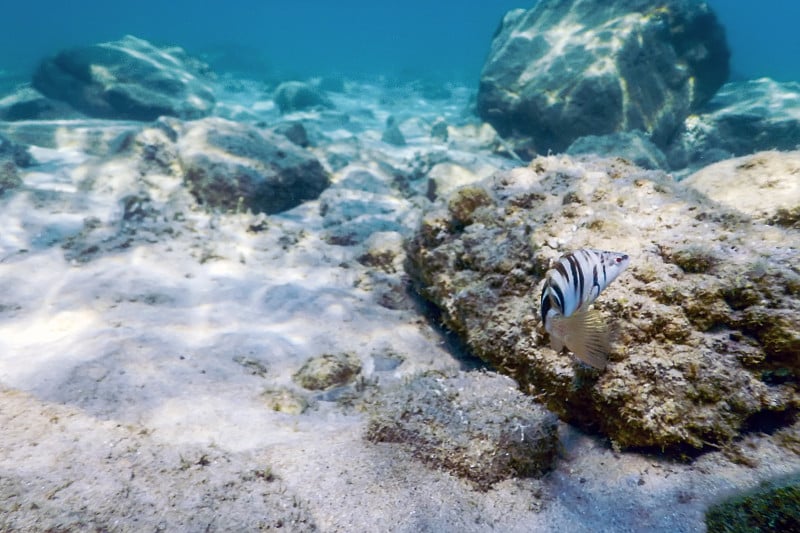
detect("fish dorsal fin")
[553,309,610,370]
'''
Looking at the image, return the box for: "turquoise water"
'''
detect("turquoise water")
[2,1,798,82]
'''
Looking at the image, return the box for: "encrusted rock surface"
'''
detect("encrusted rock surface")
[684,150,800,228]
[365,371,558,490]
[176,117,330,214]
[477,0,729,153]
[32,35,216,121]
[293,352,362,391]
[407,155,800,452]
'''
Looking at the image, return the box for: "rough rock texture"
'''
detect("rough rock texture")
[365,371,558,490]
[273,81,333,113]
[0,134,31,193]
[668,79,800,172]
[176,117,330,214]
[292,352,362,391]
[319,167,419,245]
[567,130,668,170]
[32,35,216,121]
[684,150,800,229]
[406,155,800,452]
[705,474,800,532]
[477,0,729,153]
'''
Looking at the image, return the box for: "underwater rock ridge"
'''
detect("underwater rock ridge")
[32,35,216,121]
[406,155,800,453]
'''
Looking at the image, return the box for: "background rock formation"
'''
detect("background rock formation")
[477,0,729,154]
[32,35,216,121]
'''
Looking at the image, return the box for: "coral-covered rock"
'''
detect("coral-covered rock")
[406,155,800,452]
[176,117,330,214]
[477,0,729,153]
[667,79,800,171]
[32,35,216,121]
[365,371,558,490]
[684,150,800,229]
[293,352,361,391]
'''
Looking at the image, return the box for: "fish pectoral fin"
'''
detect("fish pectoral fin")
[560,310,610,370]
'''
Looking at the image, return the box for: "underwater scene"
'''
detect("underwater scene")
[0,0,799,531]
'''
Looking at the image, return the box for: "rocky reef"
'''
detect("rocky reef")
[407,155,800,452]
[32,35,216,121]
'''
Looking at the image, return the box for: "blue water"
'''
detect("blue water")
[2,1,798,83]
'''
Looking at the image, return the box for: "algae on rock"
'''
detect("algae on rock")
[406,155,800,452]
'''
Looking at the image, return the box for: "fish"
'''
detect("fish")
[540,248,630,369]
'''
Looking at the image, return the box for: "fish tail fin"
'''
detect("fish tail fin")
[552,310,610,370]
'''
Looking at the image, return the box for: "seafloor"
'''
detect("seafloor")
[1,36,799,532]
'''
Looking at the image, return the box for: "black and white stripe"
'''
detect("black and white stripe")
[540,249,629,323]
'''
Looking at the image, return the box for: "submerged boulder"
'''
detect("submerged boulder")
[273,81,333,114]
[477,0,729,153]
[406,155,799,452]
[667,79,800,171]
[32,35,216,121]
[176,117,330,214]
[366,371,558,490]
[684,150,800,229]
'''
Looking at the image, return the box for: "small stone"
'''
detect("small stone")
[293,352,362,391]
[262,389,308,415]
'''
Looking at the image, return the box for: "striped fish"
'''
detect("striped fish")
[540,249,629,369]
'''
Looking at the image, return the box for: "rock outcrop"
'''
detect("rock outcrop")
[32,35,216,121]
[477,0,729,154]
[407,155,799,452]
[684,150,800,229]
[176,117,330,214]
[667,79,800,171]
[273,81,333,114]
[366,371,558,490]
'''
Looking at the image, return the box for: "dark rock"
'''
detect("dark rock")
[477,0,729,153]
[0,134,33,168]
[365,371,558,490]
[381,124,406,146]
[567,130,668,170]
[667,79,800,171]
[273,81,333,113]
[177,117,330,214]
[0,133,27,194]
[0,86,85,121]
[272,122,310,147]
[406,155,800,452]
[32,35,216,121]
[430,117,449,142]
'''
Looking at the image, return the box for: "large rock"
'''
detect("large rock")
[176,118,330,214]
[32,35,216,121]
[684,150,800,228]
[477,0,729,153]
[667,79,800,171]
[366,371,558,490]
[407,155,799,452]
